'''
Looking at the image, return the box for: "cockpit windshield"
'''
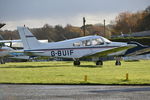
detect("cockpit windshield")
[101,37,111,43]
[73,36,111,47]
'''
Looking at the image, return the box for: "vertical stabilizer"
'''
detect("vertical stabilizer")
[17,26,40,49]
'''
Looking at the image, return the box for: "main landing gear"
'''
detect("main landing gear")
[96,59,121,66]
[74,60,103,66]
[73,59,80,66]
[74,61,80,66]
[73,58,103,66]
[0,58,5,64]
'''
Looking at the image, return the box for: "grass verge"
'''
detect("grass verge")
[0,60,150,85]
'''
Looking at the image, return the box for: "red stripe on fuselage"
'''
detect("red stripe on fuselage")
[0,49,8,51]
[25,46,119,52]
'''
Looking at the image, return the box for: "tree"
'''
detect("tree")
[136,6,150,31]
[112,6,150,35]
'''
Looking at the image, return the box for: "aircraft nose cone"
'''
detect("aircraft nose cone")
[121,43,128,46]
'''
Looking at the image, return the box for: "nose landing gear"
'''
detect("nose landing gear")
[73,58,80,66]
[115,57,121,66]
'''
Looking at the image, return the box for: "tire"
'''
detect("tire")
[74,61,80,66]
[96,60,103,65]
[115,61,121,66]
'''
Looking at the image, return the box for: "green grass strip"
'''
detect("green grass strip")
[0,60,150,85]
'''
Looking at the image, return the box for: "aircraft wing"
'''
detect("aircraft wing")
[125,47,150,56]
[83,45,135,58]
[123,41,150,56]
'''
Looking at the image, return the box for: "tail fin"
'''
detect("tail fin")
[17,26,41,49]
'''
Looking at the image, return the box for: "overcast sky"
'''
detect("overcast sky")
[0,0,150,30]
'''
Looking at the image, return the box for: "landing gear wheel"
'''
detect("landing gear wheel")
[115,60,121,66]
[96,60,103,66]
[0,59,5,64]
[74,61,80,66]
[115,57,121,66]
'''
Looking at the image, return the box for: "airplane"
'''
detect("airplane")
[0,39,16,64]
[0,46,14,64]
[17,26,137,66]
[0,39,49,62]
[0,35,26,64]
[0,23,15,64]
[0,39,48,49]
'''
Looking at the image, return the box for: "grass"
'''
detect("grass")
[0,60,150,85]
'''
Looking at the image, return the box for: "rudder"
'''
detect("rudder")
[17,26,41,49]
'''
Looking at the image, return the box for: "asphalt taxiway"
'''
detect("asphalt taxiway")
[0,84,150,100]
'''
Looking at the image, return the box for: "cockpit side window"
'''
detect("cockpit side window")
[91,38,104,45]
[96,38,104,45]
[73,42,81,47]
[82,40,91,46]
[85,40,91,46]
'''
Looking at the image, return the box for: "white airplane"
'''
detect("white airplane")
[0,46,13,64]
[0,39,49,62]
[0,39,48,49]
[17,26,136,65]
[0,39,15,64]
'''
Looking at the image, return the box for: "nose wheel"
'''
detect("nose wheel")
[115,57,121,66]
[96,60,103,65]
[115,60,121,65]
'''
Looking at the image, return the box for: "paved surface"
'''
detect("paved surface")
[0,84,150,100]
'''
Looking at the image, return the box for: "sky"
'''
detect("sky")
[0,0,150,30]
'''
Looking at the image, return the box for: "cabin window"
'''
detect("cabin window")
[73,42,80,46]
[85,40,91,46]
[82,40,91,46]
[91,38,104,45]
